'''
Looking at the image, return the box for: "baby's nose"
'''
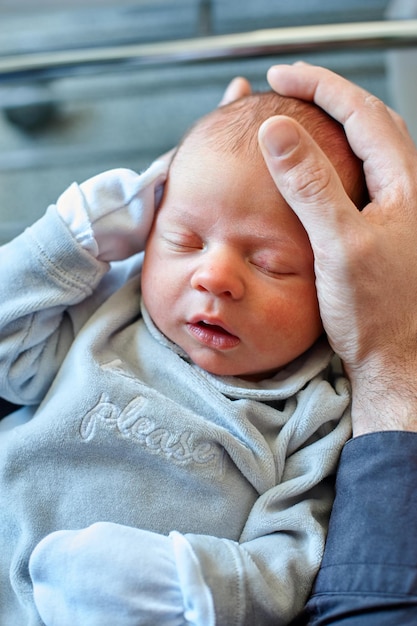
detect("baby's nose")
[190,247,245,299]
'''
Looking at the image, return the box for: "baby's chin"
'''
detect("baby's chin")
[185,351,280,382]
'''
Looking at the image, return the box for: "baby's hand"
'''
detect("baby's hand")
[29,522,186,625]
[56,158,169,262]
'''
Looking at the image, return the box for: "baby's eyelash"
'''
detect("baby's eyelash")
[164,234,203,251]
[252,263,283,277]
[250,257,295,277]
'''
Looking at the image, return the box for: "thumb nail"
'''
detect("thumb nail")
[259,117,300,157]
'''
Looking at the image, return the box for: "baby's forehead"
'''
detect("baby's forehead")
[172,127,263,176]
[161,156,299,238]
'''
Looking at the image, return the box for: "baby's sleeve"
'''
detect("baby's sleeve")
[0,160,168,406]
[0,205,108,405]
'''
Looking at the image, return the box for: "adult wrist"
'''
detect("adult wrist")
[348,361,417,435]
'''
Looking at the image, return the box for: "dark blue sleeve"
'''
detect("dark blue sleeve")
[293,431,417,625]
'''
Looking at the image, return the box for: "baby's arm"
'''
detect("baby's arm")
[0,160,167,406]
[28,461,337,626]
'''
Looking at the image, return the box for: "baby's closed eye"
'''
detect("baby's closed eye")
[162,231,204,252]
[250,251,296,277]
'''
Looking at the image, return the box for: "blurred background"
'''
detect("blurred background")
[0,0,416,244]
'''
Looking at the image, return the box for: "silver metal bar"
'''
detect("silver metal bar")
[1,20,417,81]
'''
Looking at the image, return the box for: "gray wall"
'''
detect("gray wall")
[0,0,397,243]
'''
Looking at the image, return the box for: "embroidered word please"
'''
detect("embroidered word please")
[80,394,222,467]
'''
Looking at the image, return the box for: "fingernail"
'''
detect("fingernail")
[260,118,300,157]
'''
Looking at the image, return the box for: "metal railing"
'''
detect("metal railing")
[1,20,417,81]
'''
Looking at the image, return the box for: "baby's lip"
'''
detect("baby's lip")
[189,315,237,336]
[186,316,240,349]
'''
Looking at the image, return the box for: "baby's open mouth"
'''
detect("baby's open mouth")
[198,321,231,334]
[187,320,240,349]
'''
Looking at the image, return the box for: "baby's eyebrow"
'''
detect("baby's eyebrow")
[241,230,303,252]
[160,206,196,225]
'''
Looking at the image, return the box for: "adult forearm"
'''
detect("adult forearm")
[299,431,417,625]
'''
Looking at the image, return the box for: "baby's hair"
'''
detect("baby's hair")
[178,91,367,209]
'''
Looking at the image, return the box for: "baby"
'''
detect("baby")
[0,91,364,625]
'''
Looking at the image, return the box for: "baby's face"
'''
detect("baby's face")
[142,140,323,380]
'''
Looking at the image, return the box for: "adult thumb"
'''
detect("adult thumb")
[258,115,355,256]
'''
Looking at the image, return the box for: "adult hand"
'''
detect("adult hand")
[258,63,417,435]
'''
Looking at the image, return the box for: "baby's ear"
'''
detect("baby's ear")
[154,178,165,210]
[219,77,252,106]
[153,148,175,209]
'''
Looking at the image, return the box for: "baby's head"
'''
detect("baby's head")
[142,92,365,380]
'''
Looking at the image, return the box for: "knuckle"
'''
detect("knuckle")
[345,92,387,130]
[362,92,385,112]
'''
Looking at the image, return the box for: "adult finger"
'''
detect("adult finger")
[266,64,417,204]
[219,76,252,105]
[258,114,361,256]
